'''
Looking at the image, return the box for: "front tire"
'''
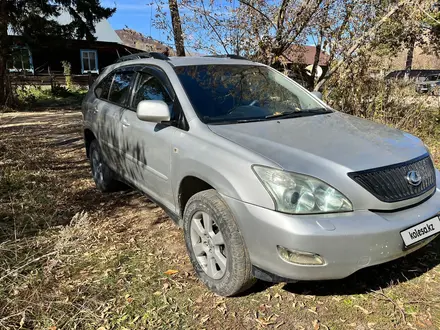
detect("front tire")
[89,140,118,192]
[183,189,255,296]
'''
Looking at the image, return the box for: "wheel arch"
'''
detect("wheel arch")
[178,175,215,217]
[84,129,96,158]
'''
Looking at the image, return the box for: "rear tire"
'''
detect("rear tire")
[183,189,255,296]
[89,140,119,192]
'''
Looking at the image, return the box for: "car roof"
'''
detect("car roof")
[98,56,266,82]
[112,56,263,69]
[167,56,262,67]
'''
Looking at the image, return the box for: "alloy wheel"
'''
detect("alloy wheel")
[190,211,227,279]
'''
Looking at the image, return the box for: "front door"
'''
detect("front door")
[120,71,177,211]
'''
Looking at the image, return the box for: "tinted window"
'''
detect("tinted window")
[108,70,135,105]
[95,74,113,99]
[132,74,172,108]
[173,65,326,124]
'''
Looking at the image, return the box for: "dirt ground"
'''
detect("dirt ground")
[0,109,439,329]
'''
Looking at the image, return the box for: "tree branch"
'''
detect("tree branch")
[238,0,276,29]
[200,0,229,54]
[314,0,410,91]
[281,0,324,53]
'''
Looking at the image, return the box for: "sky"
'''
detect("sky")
[101,0,316,51]
[102,0,166,42]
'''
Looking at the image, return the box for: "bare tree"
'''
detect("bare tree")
[168,0,185,56]
[153,0,428,91]
[314,0,414,91]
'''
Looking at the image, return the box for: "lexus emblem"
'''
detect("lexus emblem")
[406,170,422,186]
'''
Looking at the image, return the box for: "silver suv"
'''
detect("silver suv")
[416,74,440,95]
[82,54,440,296]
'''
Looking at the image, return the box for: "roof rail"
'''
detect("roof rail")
[116,52,170,63]
[204,54,248,60]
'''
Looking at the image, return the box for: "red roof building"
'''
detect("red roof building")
[282,45,330,67]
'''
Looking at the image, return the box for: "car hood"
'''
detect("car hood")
[208,112,427,173]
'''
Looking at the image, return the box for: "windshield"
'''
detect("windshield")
[173,65,329,124]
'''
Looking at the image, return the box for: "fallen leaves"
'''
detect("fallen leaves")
[200,315,210,324]
[2,111,440,330]
[164,269,178,276]
[354,304,373,315]
[312,319,320,330]
[308,306,318,315]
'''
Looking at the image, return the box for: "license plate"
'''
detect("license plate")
[400,216,440,247]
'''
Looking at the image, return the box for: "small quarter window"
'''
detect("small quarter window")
[132,73,172,109]
[81,50,99,74]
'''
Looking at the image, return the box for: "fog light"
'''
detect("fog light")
[277,246,324,265]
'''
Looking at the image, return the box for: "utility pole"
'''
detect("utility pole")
[168,0,185,56]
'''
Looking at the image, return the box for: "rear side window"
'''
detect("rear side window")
[109,70,135,105]
[95,74,113,99]
[132,73,172,108]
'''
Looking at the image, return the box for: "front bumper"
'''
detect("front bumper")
[222,188,440,281]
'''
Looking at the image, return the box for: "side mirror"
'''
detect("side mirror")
[136,100,171,123]
[311,91,323,100]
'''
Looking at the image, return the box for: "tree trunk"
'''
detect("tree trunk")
[168,0,185,56]
[404,35,416,80]
[310,32,322,90]
[0,0,11,107]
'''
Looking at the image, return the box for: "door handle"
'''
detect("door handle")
[92,105,99,113]
[122,118,130,128]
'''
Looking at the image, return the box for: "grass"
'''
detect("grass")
[11,86,87,111]
[0,106,440,329]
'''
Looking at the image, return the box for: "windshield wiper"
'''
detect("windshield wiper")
[207,108,332,124]
[265,108,332,119]
[208,118,267,125]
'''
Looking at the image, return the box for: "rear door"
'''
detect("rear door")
[94,67,136,171]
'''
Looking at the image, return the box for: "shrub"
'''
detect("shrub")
[325,69,440,141]
[62,61,72,90]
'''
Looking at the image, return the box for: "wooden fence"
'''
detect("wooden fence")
[9,74,98,88]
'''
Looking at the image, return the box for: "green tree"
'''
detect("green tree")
[0,0,115,107]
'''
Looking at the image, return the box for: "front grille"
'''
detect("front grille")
[348,154,436,203]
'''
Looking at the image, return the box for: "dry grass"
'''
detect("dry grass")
[0,109,439,329]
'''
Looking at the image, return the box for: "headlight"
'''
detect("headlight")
[252,166,352,214]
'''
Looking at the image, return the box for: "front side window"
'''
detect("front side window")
[81,50,98,74]
[132,73,172,109]
[174,65,330,124]
[108,70,135,105]
[7,47,33,73]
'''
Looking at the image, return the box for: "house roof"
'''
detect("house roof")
[116,29,171,53]
[8,11,123,44]
[386,69,440,80]
[282,45,330,66]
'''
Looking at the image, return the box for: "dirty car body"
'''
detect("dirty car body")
[82,55,440,296]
